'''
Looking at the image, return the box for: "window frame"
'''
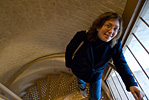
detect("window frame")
[103,0,149,100]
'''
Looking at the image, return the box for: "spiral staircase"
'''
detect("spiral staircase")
[0,0,128,100]
[21,72,109,100]
[0,54,111,100]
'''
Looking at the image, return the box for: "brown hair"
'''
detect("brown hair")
[87,12,123,47]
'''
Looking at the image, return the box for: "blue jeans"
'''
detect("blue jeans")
[77,78,101,100]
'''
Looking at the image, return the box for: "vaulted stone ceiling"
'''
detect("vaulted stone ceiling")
[0,0,127,87]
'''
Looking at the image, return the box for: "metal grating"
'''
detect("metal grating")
[65,83,89,100]
[51,72,72,99]
[37,78,48,100]
[46,74,60,100]
[57,76,84,100]
[22,92,32,100]
[27,85,40,100]
[62,77,78,96]
[23,73,110,100]
[67,90,85,100]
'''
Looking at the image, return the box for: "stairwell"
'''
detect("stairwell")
[21,72,110,100]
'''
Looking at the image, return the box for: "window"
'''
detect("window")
[105,0,149,100]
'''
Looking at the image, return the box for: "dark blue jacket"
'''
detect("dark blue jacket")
[65,31,137,91]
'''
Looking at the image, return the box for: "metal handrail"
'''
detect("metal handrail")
[0,83,22,100]
[7,53,65,88]
[106,62,148,100]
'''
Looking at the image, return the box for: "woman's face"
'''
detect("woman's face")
[97,19,120,42]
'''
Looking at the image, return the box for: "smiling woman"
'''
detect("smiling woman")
[65,12,145,100]
[97,20,120,42]
[87,12,123,47]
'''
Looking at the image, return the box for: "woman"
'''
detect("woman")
[65,12,144,100]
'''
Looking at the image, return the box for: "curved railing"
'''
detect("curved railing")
[6,52,116,100]
[7,52,65,88]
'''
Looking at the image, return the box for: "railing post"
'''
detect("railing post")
[0,83,22,100]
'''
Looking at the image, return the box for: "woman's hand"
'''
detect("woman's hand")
[66,67,71,71]
[130,86,145,100]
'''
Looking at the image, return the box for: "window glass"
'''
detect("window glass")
[106,1,149,100]
[124,48,149,98]
[124,35,149,75]
[141,1,149,25]
[132,18,149,52]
